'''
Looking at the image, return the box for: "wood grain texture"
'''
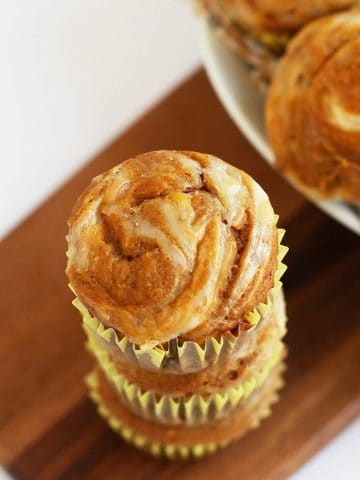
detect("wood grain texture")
[0,69,359,480]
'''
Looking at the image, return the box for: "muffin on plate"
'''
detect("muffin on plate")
[197,0,357,88]
[266,11,360,204]
[66,150,288,458]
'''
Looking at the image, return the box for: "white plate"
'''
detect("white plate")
[200,19,360,236]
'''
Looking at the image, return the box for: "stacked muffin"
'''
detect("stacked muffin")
[66,150,288,459]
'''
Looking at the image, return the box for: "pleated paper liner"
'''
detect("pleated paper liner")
[73,226,287,375]
[86,289,287,426]
[87,330,284,426]
[86,364,285,460]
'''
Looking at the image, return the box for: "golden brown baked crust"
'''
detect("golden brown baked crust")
[200,0,356,34]
[66,151,278,345]
[266,12,360,204]
[91,362,283,448]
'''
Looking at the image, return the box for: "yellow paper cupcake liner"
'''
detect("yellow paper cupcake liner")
[86,333,284,426]
[86,371,227,459]
[251,371,285,428]
[73,224,288,374]
[86,367,284,460]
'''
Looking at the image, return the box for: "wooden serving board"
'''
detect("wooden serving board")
[0,69,359,480]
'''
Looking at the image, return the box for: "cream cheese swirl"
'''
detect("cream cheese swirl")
[66,151,278,345]
[266,11,360,204]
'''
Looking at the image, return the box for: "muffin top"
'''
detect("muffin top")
[203,0,356,34]
[266,11,360,203]
[66,151,278,345]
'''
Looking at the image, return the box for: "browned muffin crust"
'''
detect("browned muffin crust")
[266,11,360,203]
[67,151,279,345]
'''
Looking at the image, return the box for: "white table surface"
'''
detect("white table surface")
[1,1,358,478]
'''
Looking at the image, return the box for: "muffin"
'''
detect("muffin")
[66,150,288,458]
[86,361,285,460]
[197,0,357,87]
[266,11,360,204]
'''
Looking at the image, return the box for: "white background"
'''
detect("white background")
[0,1,358,478]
